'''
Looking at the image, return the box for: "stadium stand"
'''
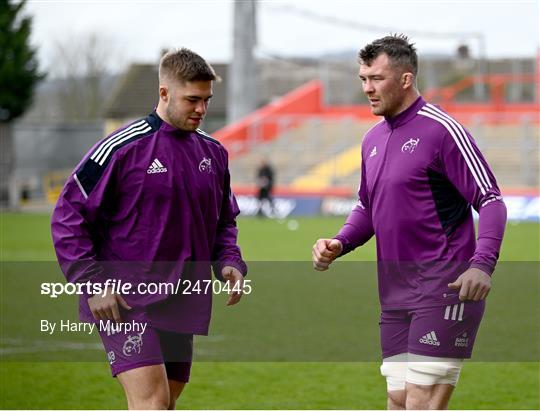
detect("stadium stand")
[222,78,539,195]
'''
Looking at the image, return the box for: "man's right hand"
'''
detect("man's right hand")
[312,239,343,271]
[87,287,131,323]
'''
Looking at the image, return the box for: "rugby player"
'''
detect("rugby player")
[52,48,247,409]
[312,35,506,410]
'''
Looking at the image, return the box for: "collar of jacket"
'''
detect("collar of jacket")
[384,96,425,130]
[149,110,193,138]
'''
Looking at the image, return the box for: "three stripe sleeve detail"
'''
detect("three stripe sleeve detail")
[74,119,152,198]
[90,120,151,166]
[418,104,492,195]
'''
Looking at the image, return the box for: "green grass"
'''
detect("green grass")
[1,213,539,409]
[0,213,56,261]
[2,214,538,262]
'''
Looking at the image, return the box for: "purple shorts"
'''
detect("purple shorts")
[380,300,485,359]
[97,320,193,382]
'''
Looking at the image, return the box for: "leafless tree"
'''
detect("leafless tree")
[50,32,125,121]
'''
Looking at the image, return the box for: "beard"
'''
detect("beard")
[165,106,198,131]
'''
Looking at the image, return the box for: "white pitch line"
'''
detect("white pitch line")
[1,339,103,356]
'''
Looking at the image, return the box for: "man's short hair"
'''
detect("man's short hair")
[159,47,218,84]
[358,34,418,76]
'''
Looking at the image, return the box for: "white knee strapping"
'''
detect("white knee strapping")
[380,353,408,391]
[406,354,463,386]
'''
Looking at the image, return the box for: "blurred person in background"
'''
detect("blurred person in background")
[255,157,276,217]
[312,34,506,410]
[52,48,247,410]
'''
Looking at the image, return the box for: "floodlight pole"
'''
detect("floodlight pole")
[474,33,487,101]
[228,0,258,123]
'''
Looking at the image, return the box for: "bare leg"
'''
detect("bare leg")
[405,382,454,410]
[387,389,406,410]
[117,364,170,410]
[167,380,186,410]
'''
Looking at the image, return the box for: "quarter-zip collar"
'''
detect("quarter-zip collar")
[384,96,425,130]
[150,110,192,138]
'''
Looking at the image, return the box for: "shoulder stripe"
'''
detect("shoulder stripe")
[91,119,147,162]
[196,128,212,138]
[76,122,153,198]
[96,125,152,166]
[425,104,492,189]
[73,172,88,199]
[420,105,491,191]
[195,128,221,145]
[75,113,159,199]
[418,108,488,195]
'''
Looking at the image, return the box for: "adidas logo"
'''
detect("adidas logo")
[369,146,377,157]
[419,331,440,346]
[147,158,167,174]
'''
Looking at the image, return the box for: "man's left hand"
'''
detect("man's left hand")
[221,266,244,306]
[448,267,491,301]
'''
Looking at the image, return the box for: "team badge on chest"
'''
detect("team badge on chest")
[401,138,420,153]
[199,157,213,173]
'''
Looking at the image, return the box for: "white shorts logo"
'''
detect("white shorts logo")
[444,303,465,321]
[122,333,143,357]
[401,138,420,153]
[419,331,440,346]
[455,332,469,347]
[107,350,116,364]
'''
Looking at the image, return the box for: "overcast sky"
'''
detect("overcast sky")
[23,0,539,75]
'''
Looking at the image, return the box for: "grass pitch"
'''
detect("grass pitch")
[0,213,539,409]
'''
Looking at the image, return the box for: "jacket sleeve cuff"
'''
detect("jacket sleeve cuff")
[212,260,248,282]
[469,261,495,276]
[333,235,351,256]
